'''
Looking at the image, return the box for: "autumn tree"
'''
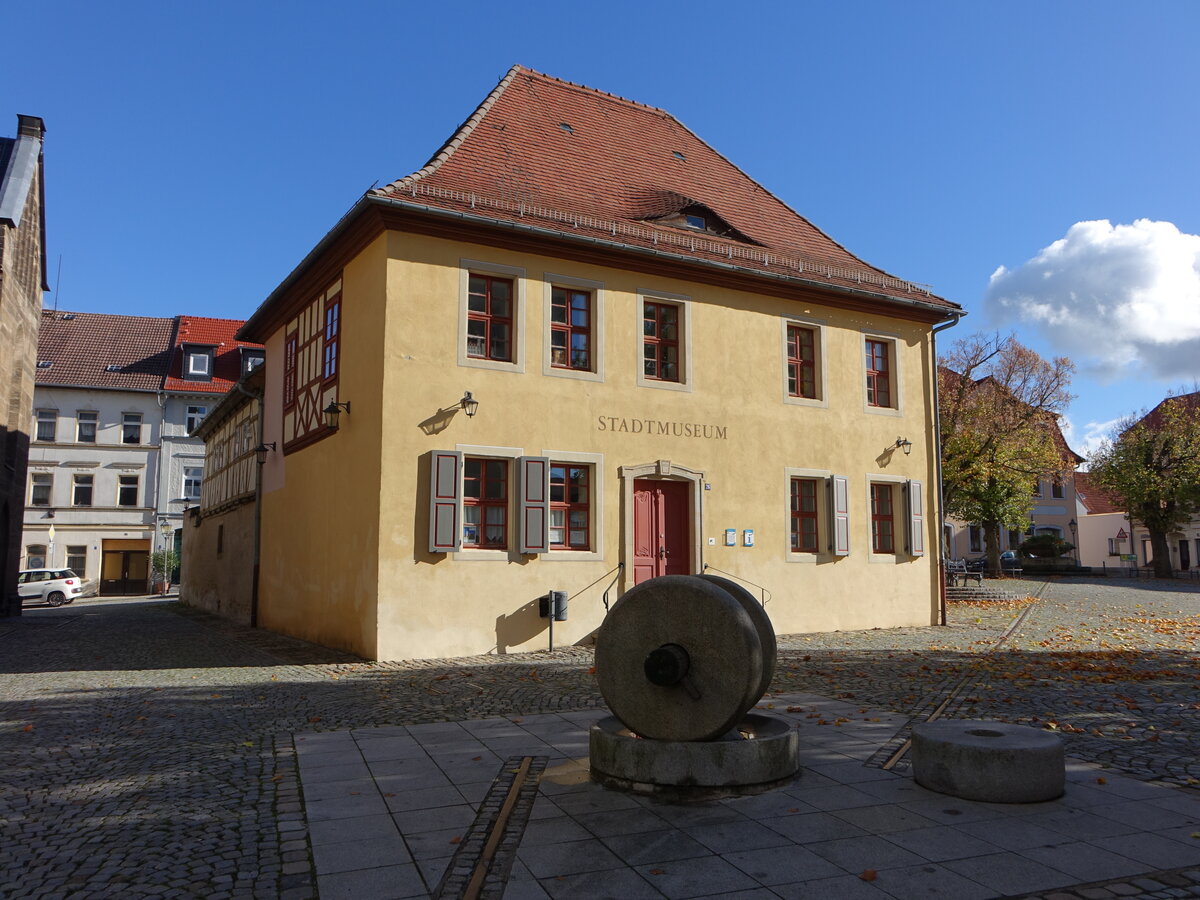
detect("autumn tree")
[939,334,1075,574]
[1088,392,1200,578]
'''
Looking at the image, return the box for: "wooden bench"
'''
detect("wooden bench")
[946,559,983,587]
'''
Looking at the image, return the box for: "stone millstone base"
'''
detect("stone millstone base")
[911,721,1065,803]
[589,713,799,801]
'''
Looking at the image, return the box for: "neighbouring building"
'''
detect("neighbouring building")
[227,65,962,661]
[1073,471,1131,570]
[21,310,261,594]
[1,114,48,616]
[180,365,263,623]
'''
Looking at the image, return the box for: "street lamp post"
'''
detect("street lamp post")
[1068,519,1079,566]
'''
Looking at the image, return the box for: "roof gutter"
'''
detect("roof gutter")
[241,193,962,341]
[931,311,964,626]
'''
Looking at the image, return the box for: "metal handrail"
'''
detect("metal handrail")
[701,563,772,607]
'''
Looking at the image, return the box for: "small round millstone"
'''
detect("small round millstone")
[595,575,765,741]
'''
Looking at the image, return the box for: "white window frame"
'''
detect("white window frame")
[636,289,693,393]
[122,412,143,445]
[539,450,604,561]
[784,467,831,563]
[72,474,94,507]
[117,474,139,508]
[29,472,52,506]
[35,409,57,443]
[862,330,903,417]
[542,273,605,383]
[452,444,522,560]
[781,316,827,408]
[187,351,212,376]
[76,410,98,443]
[183,466,203,501]
[458,259,526,374]
[968,525,983,554]
[186,406,207,433]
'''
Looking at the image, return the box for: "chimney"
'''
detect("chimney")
[17,115,46,140]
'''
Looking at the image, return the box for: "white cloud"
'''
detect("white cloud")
[1060,415,1123,464]
[985,220,1200,380]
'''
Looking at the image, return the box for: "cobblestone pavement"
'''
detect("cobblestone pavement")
[0,577,1198,899]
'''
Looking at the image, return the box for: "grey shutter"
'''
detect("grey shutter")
[907,479,925,556]
[519,456,550,554]
[428,450,462,553]
[831,474,850,556]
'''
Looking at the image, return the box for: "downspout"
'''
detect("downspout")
[234,379,264,628]
[931,313,964,626]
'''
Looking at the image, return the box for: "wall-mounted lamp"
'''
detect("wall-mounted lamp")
[254,441,277,465]
[893,437,913,456]
[460,391,480,418]
[323,400,351,430]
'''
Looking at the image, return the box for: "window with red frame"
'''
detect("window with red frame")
[790,478,819,552]
[865,339,891,407]
[463,458,508,548]
[550,287,591,370]
[643,301,679,381]
[871,483,895,553]
[323,298,340,381]
[549,464,590,549]
[787,325,817,399]
[283,335,297,408]
[467,275,513,362]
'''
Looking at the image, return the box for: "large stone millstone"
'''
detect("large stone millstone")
[911,721,1065,803]
[595,574,774,742]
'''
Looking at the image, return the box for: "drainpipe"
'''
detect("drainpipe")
[931,313,963,626]
[234,380,264,628]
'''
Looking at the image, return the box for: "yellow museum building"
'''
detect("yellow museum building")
[222,66,963,661]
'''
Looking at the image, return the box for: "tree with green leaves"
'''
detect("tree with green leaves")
[939,334,1075,574]
[1088,392,1200,578]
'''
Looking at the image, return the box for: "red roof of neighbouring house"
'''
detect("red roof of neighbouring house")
[371,65,955,312]
[164,316,262,394]
[1139,391,1200,431]
[1074,471,1124,515]
[35,309,176,391]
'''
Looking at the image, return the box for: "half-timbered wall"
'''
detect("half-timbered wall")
[282,279,342,451]
[199,401,258,513]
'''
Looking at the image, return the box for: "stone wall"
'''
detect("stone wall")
[180,500,256,625]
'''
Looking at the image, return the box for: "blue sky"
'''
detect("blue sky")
[8,1,1199,455]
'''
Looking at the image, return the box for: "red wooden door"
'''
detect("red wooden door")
[633,479,691,584]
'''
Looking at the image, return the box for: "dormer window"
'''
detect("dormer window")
[183,344,215,381]
[684,213,706,230]
[241,348,264,373]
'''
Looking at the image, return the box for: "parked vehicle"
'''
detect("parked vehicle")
[17,569,84,606]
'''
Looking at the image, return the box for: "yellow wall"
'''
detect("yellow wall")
[256,235,388,657]
[354,232,943,661]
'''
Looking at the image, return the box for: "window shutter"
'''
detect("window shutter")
[907,479,925,556]
[831,474,850,556]
[519,456,550,554]
[428,450,462,553]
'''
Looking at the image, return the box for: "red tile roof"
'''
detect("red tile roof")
[1138,391,1200,431]
[372,66,954,312]
[34,310,262,395]
[164,316,262,394]
[35,309,176,391]
[1074,471,1124,515]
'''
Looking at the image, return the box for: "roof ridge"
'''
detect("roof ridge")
[40,308,175,324]
[373,65,525,195]
[512,65,670,115]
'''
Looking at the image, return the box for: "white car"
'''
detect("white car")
[18,568,84,607]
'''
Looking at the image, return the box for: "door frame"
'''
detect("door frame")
[619,460,704,593]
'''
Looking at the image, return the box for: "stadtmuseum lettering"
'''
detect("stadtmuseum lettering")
[596,416,728,440]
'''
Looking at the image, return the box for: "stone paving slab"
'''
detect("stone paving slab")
[3,578,1200,898]
[297,692,1200,899]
